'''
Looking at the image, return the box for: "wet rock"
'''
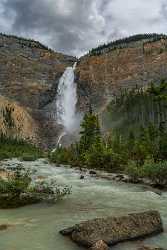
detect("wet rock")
[138,245,165,250]
[151,183,165,190]
[60,227,74,236]
[0,193,40,209]
[0,224,10,231]
[89,170,97,175]
[142,186,162,196]
[60,211,163,248]
[80,175,85,180]
[90,240,109,250]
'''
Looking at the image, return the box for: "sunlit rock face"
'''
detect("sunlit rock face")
[0,95,38,144]
[76,38,167,113]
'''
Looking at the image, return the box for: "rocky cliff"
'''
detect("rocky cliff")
[76,35,167,112]
[1,34,167,148]
[0,34,76,148]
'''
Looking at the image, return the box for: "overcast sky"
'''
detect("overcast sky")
[0,0,167,56]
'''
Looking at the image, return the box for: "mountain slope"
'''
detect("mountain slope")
[76,34,167,112]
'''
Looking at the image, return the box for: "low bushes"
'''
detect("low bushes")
[0,164,71,208]
[126,160,167,187]
[142,160,167,187]
[126,161,143,183]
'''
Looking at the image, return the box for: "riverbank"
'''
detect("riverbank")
[61,164,164,195]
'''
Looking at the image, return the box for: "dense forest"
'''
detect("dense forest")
[88,33,167,56]
[103,81,167,135]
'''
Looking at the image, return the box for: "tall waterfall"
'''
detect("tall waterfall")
[56,63,79,145]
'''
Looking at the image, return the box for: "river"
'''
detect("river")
[0,159,167,250]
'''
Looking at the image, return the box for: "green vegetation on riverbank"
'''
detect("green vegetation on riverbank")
[0,135,43,160]
[50,81,167,187]
[0,164,71,208]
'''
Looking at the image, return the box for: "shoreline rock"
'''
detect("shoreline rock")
[60,211,163,248]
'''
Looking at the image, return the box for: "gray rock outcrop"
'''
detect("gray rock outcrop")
[60,211,163,248]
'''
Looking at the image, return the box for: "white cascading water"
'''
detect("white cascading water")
[56,62,78,145]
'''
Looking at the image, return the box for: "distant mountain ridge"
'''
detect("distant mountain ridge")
[87,33,167,56]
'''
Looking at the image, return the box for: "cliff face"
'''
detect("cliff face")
[76,38,167,112]
[0,34,76,148]
[0,95,38,143]
[1,34,167,148]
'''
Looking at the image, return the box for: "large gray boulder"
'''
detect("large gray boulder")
[60,211,163,248]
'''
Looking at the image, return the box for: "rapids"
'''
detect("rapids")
[0,159,167,250]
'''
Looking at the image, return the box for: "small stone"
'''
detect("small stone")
[90,240,109,250]
[89,170,97,175]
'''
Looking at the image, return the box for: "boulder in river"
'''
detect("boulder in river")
[60,211,163,248]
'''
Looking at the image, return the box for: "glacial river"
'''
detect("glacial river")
[0,159,167,250]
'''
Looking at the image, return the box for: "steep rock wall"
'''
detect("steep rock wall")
[76,38,167,112]
[0,34,76,148]
[0,95,38,143]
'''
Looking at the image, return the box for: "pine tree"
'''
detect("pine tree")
[79,110,101,153]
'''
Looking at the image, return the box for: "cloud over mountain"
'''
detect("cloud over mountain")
[0,0,167,56]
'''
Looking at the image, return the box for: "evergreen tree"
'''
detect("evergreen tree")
[79,109,101,153]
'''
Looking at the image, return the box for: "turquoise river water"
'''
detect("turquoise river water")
[0,159,167,250]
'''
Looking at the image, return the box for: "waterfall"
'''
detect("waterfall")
[56,62,79,145]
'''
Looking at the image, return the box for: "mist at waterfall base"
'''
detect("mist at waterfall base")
[56,63,82,146]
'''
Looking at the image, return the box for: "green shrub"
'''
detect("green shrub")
[142,160,167,186]
[29,179,71,202]
[126,161,143,182]
[84,145,125,171]
[0,165,71,208]
[0,165,31,196]
[49,147,74,165]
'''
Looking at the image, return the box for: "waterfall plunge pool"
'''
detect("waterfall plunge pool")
[0,158,167,250]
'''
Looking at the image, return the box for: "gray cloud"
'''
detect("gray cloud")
[0,0,167,56]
